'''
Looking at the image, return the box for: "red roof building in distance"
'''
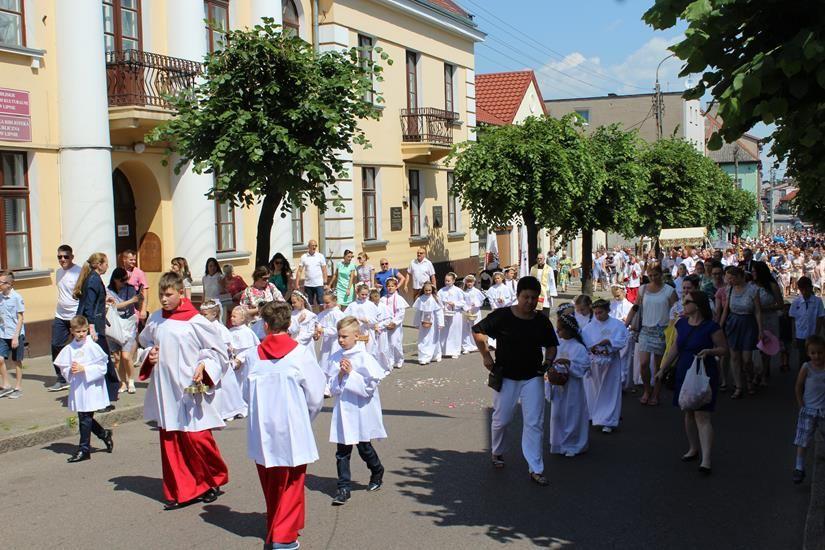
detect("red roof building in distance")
[425,0,471,19]
[475,70,547,126]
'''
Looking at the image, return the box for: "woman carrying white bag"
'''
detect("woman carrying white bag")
[659,289,727,475]
[105,268,140,394]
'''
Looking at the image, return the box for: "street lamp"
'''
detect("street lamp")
[655,53,677,139]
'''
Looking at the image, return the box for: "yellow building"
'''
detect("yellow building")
[0,0,483,355]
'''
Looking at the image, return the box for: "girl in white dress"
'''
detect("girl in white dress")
[288,290,318,359]
[461,275,486,354]
[437,273,465,358]
[315,291,345,374]
[545,314,590,457]
[582,299,628,433]
[413,282,445,365]
[229,306,259,384]
[609,285,635,390]
[574,294,594,331]
[486,272,514,350]
[380,278,408,369]
[201,300,247,421]
[344,283,379,354]
[370,288,393,372]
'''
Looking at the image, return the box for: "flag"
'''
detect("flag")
[519,224,529,278]
[485,232,499,269]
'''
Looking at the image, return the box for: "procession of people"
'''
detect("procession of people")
[5,228,825,548]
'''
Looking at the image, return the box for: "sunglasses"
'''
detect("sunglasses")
[380,262,389,266]
[57,254,71,259]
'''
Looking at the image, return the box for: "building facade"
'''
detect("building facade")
[0,0,481,355]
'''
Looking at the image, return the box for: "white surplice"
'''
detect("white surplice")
[545,337,591,455]
[581,317,628,428]
[230,325,260,385]
[380,291,409,369]
[486,283,514,349]
[288,309,318,359]
[55,337,110,413]
[373,301,393,372]
[461,287,486,353]
[139,312,229,432]
[609,298,635,388]
[210,319,247,420]
[242,344,326,468]
[316,307,345,372]
[326,343,388,445]
[575,311,594,332]
[437,285,465,357]
[413,294,444,364]
[344,299,379,354]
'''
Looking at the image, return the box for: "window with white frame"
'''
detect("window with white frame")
[358,34,374,104]
[291,207,303,244]
[214,199,236,252]
[362,167,377,240]
[204,0,229,53]
[0,0,24,47]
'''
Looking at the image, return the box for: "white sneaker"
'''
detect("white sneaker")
[564,452,576,457]
[602,426,613,434]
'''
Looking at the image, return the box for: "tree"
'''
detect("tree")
[716,182,759,236]
[643,0,825,225]
[563,125,647,294]
[150,19,388,266]
[449,115,590,266]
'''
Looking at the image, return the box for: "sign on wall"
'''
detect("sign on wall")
[433,206,443,229]
[390,207,403,231]
[0,88,31,142]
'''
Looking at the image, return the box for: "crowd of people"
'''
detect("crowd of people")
[3,230,825,548]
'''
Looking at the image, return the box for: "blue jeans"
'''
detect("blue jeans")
[51,318,72,383]
[335,442,382,490]
[78,411,107,453]
[304,286,324,307]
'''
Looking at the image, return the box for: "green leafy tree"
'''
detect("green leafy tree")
[449,115,589,266]
[715,177,759,236]
[563,125,647,294]
[150,19,388,266]
[643,0,825,225]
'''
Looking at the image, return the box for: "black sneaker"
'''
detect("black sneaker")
[793,468,806,484]
[97,405,116,413]
[331,488,350,506]
[101,429,114,453]
[367,467,384,492]
[47,381,69,392]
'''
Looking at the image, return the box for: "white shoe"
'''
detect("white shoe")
[602,426,613,434]
[564,452,576,457]
[419,361,429,366]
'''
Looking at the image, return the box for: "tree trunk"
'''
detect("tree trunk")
[581,228,594,296]
[523,211,539,267]
[255,191,284,268]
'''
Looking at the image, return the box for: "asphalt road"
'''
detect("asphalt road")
[0,351,811,549]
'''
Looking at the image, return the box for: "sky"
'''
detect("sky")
[464,0,783,177]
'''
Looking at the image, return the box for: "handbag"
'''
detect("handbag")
[678,356,713,410]
[487,364,504,392]
[105,305,129,345]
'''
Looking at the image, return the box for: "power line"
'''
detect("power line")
[464,0,650,92]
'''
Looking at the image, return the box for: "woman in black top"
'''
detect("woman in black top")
[473,276,558,486]
[74,252,118,405]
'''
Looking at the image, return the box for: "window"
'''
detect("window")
[409,170,421,236]
[0,152,31,270]
[444,63,455,113]
[447,172,457,233]
[215,200,236,252]
[358,34,374,104]
[291,207,303,245]
[204,0,229,53]
[406,51,418,109]
[362,167,377,240]
[282,0,299,37]
[0,0,24,47]
[103,0,141,52]
[574,109,590,124]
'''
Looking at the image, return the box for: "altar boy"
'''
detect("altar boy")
[55,315,114,463]
[138,272,230,510]
[241,301,326,550]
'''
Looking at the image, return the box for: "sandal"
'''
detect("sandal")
[719,384,728,392]
[648,397,659,406]
[731,389,743,399]
[529,472,549,486]
[639,393,649,405]
[491,454,505,469]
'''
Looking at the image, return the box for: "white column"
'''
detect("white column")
[251,0,283,26]
[55,0,116,263]
[167,0,218,275]
[464,67,479,256]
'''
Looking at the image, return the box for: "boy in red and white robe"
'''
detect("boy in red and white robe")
[239,301,326,550]
[138,272,230,510]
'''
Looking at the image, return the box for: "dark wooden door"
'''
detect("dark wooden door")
[113,169,137,255]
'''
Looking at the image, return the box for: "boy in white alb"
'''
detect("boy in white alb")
[326,316,387,506]
[344,284,379,354]
[201,300,247,421]
[138,272,230,510]
[461,275,485,354]
[380,278,408,369]
[314,291,345,377]
[437,273,465,358]
[229,306,260,384]
[241,302,326,550]
[56,315,114,463]
[370,288,393,372]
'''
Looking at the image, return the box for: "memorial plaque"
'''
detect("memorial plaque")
[117,224,130,237]
[138,232,163,272]
[433,206,443,229]
[390,207,403,231]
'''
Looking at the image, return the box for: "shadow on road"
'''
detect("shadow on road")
[109,475,164,503]
[200,504,264,539]
[305,473,367,497]
[42,442,77,456]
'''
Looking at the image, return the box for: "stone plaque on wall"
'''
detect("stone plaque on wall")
[390,207,403,231]
[433,206,443,229]
[138,232,162,272]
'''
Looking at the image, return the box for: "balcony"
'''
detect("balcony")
[105,50,201,143]
[400,107,458,163]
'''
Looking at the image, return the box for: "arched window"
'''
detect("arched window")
[282,0,299,37]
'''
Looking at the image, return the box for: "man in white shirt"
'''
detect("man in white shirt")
[49,245,81,391]
[296,240,328,313]
[404,247,436,297]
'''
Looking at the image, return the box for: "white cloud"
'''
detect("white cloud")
[536,34,690,99]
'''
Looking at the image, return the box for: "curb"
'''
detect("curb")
[0,403,145,455]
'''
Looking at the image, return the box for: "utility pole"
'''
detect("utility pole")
[654,54,675,140]
[769,167,776,234]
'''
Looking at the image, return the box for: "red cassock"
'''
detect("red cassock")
[160,429,229,503]
[257,464,307,545]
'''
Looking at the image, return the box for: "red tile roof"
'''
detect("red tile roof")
[475,70,546,126]
[426,0,470,18]
[779,190,798,203]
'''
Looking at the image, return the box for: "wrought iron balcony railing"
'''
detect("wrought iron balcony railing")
[400,107,459,145]
[105,49,201,109]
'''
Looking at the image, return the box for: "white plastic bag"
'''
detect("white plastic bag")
[105,305,128,345]
[678,356,712,410]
